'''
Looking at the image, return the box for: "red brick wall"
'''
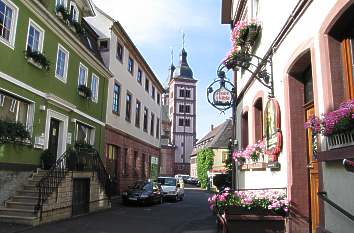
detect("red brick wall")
[105,126,160,194]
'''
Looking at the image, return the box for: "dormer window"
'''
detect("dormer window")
[69,1,79,22]
[99,39,109,51]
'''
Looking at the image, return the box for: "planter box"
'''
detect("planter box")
[248,162,267,170]
[27,57,44,70]
[78,90,86,97]
[217,207,286,233]
[326,129,354,150]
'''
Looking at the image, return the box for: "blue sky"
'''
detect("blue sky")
[92,0,232,139]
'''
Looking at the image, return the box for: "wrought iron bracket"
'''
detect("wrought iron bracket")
[219,52,274,97]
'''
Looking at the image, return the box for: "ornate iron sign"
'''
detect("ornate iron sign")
[207,71,234,112]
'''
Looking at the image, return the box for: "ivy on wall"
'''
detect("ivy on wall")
[197,148,214,189]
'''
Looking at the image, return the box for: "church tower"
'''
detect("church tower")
[168,46,197,174]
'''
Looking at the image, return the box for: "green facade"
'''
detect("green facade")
[0,0,110,166]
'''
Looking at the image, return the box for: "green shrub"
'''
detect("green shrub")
[197,148,214,189]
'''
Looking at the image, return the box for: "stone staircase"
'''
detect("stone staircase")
[0,169,47,225]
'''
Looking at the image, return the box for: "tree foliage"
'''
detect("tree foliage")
[197,148,214,189]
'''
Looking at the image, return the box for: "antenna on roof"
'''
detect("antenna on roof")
[171,47,174,65]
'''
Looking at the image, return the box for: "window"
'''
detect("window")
[185,90,191,98]
[112,83,121,114]
[179,89,185,97]
[56,0,67,8]
[151,86,155,99]
[116,41,123,61]
[222,151,229,163]
[0,0,18,48]
[55,44,69,82]
[254,98,263,141]
[179,118,184,126]
[98,40,109,51]
[185,105,190,113]
[91,74,99,103]
[78,63,88,86]
[145,78,149,92]
[156,118,160,139]
[250,0,259,20]
[76,122,94,145]
[150,113,155,136]
[143,107,148,132]
[26,19,44,53]
[179,105,184,113]
[125,92,132,122]
[141,154,146,178]
[69,1,79,22]
[185,119,190,127]
[135,100,141,128]
[0,91,30,127]
[157,93,160,105]
[137,68,142,84]
[241,112,249,149]
[128,56,134,74]
[133,151,138,176]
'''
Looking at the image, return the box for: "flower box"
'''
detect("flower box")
[77,85,92,99]
[27,57,44,70]
[248,162,267,170]
[326,129,354,150]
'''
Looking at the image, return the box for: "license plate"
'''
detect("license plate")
[129,197,137,201]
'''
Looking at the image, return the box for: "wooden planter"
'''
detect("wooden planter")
[217,207,286,233]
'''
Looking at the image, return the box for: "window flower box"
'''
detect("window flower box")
[25,48,50,71]
[248,162,267,170]
[305,99,354,150]
[78,85,92,99]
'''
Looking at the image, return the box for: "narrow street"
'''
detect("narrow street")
[0,187,217,233]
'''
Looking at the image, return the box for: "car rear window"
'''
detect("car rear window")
[158,178,176,186]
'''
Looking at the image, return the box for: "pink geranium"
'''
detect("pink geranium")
[232,140,265,162]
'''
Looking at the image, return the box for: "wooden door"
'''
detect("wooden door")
[305,106,319,232]
[72,178,90,216]
[48,119,60,158]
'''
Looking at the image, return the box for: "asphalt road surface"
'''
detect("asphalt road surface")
[1,186,218,233]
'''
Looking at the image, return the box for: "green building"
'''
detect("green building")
[0,0,111,176]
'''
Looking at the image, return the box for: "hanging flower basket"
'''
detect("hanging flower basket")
[246,23,262,45]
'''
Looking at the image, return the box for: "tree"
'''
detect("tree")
[196,148,214,189]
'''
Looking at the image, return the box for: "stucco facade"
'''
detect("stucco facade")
[221,0,354,232]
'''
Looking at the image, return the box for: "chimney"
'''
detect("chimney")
[211,124,214,131]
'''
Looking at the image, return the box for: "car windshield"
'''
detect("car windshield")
[158,178,176,186]
[131,182,152,191]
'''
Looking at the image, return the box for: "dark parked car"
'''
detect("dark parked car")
[122,181,163,206]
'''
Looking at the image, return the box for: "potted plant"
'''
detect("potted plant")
[40,149,56,170]
[305,99,354,149]
[78,84,92,99]
[56,5,69,21]
[246,22,262,45]
[209,188,288,233]
[66,147,78,170]
[25,47,50,70]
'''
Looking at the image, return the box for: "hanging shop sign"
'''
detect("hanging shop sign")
[207,71,234,112]
[263,98,282,168]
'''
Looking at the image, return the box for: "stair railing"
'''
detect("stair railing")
[35,146,111,218]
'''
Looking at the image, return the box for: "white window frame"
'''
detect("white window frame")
[0,0,19,49]
[25,18,45,53]
[0,93,4,106]
[77,62,88,86]
[55,44,70,83]
[55,0,67,8]
[69,1,79,22]
[91,74,99,103]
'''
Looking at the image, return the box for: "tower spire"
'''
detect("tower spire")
[182,32,185,49]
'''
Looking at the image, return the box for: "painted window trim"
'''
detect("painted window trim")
[69,1,79,22]
[91,73,99,103]
[143,107,149,132]
[55,43,70,83]
[125,91,132,122]
[116,41,124,62]
[137,68,142,84]
[135,99,141,128]
[128,56,134,74]
[25,18,45,53]
[77,62,88,86]
[0,0,19,50]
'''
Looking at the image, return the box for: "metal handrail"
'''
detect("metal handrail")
[35,146,111,218]
[318,191,354,222]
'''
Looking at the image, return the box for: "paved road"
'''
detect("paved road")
[1,187,218,233]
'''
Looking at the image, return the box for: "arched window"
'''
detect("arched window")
[254,98,263,141]
[241,111,249,149]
